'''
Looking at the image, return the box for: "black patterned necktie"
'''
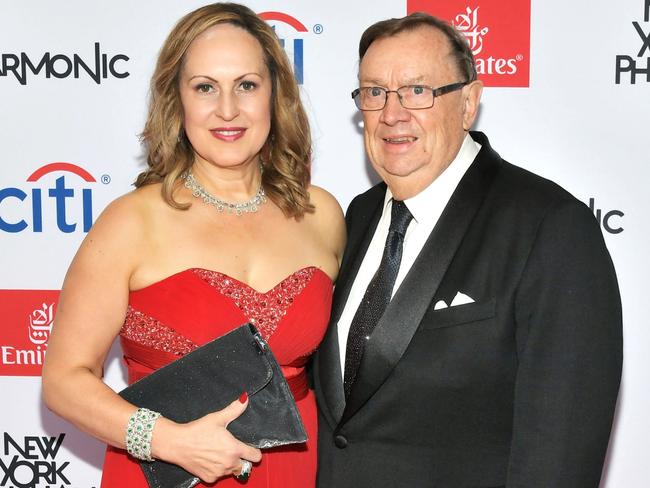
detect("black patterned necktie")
[343,200,413,398]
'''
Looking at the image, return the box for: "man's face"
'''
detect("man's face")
[359,26,482,199]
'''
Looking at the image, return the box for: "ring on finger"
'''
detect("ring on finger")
[235,459,252,481]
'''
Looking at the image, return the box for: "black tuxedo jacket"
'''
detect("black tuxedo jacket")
[314,132,622,488]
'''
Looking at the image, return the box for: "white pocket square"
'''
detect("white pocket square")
[450,291,475,306]
[434,300,448,310]
[434,292,475,310]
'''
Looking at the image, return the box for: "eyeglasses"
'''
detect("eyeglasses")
[351,81,468,111]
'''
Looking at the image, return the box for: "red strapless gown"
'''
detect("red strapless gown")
[101,266,332,488]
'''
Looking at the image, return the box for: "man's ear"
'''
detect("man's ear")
[462,80,483,130]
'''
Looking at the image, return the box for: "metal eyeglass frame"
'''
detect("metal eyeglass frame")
[351,81,469,111]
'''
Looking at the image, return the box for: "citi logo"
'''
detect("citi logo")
[453,6,520,76]
[0,162,102,233]
[0,42,129,85]
[260,12,309,84]
[615,0,650,84]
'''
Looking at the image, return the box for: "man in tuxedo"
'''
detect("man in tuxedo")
[314,12,622,488]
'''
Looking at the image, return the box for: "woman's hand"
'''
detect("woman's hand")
[152,394,262,483]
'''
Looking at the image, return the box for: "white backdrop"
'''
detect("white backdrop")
[1,0,648,486]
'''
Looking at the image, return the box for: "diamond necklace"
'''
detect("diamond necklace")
[183,170,267,215]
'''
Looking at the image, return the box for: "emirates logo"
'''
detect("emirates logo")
[28,302,55,345]
[453,7,489,55]
[407,0,531,87]
[0,290,59,376]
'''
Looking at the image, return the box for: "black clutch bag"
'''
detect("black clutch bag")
[118,323,307,488]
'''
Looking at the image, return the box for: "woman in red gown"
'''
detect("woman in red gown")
[41,4,345,487]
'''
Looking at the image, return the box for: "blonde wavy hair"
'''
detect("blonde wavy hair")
[135,2,313,218]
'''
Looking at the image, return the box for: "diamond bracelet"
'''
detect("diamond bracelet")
[125,407,161,461]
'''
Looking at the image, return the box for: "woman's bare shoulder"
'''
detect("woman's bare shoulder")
[306,185,346,259]
[98,183,164,226]
[308,185,343,217]
[75,184,166,264]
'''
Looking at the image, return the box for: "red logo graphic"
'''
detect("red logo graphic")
[0,290,60,376]
[407,0,530,87]
[258,12,308,32]
[26,162,96,182]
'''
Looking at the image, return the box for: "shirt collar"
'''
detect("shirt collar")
[383,133,481,223]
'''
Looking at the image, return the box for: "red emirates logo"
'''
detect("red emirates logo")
[407,0,531,87]
[0,290,59,376]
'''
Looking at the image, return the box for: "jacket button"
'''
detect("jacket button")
[334,434,348,448]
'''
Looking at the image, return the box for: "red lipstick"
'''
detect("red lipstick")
[210,127,246,142]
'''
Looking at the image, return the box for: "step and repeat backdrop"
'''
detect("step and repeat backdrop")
[1,0,648,486]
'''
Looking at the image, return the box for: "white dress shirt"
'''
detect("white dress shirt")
[337,134,481,377]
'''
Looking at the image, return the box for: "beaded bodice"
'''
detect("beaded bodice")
[121,306,196,355]
[118,266,332,374]
[192,267,316,339]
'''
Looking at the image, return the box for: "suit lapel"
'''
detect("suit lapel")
[317,184,386,425]
[340,137,500,425]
